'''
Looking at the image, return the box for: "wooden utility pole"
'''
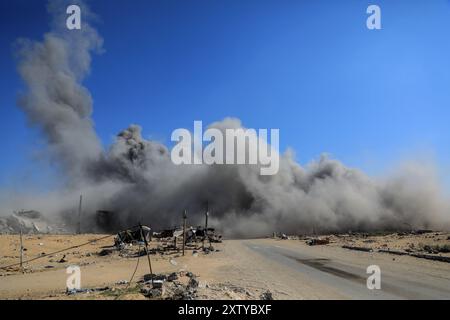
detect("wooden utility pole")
[182,210,187,256]
[19,227,24,273]
[77,195,83,234]
[139,223,154,287]
[203,203,209,249]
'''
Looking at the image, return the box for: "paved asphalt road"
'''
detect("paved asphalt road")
[236,240,450,299]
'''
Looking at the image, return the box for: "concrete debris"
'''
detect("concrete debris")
[139,271,199,300]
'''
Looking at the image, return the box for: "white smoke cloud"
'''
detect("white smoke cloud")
[7,0,450,237]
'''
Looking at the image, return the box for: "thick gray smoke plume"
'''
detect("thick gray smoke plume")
[16,0,103,183]
[11,1,450,237]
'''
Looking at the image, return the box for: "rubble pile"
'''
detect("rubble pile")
[139,271,200,300]
[136,271,260,300]
[0,211,68,234]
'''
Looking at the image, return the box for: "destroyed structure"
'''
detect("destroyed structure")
[112,223,222,258]
[153,226,222,244]
[115,225,152,246]
[0,210,67,234]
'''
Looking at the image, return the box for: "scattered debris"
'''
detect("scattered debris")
[138,271,200,300]
[188,277,199,289]
[188,227,223,243]
[152,280,164,289]
[260,290,274,300]
[409,253,450,263]
[115,225,151,246]
[66,286,109,295]
[306,238,330,246]
[348,245,450,264]
[141,286,164,298]
[167,272,178,282]
[153,228,180,239]
[143,273,167,283]
[422,244,450,254]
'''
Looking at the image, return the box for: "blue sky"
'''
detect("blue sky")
[1,0,450,189]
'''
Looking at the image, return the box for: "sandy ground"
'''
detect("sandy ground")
[0,234,257,300]
[326,231,450,256]
[0,232,449,300]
